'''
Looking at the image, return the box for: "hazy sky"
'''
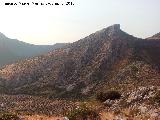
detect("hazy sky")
[0,0,160,45]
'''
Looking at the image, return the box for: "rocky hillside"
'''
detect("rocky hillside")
[0,24,160,100]
[147,32,160,40]
[0,32,67,67]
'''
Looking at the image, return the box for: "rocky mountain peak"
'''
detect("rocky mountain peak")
[106,24,121,37]
[107,24,120,32]
[91,24,121,39]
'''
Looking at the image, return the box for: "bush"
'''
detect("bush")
[96,90,121,102]
[129,108,140,117]
[65,103,100,120]
[0,112,19,120]
[152,91,160,105]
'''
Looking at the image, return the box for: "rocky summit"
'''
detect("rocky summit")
[0,24,159,99]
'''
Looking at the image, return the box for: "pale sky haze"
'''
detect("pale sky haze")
[0,0,160,45]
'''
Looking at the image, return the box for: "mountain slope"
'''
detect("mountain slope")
[0,32,67,67]
[0,24,160,99]
[147,32,160,40]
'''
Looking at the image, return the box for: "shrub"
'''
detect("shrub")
[65,103,100,120]
[152,91,160,105]
[0,112,19,120]
[96,90,121,102]
[131,65,138,73]
[129,108,140,117]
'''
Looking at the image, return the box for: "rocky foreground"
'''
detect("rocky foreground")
[0,86,160,120]
[0,95,78,116]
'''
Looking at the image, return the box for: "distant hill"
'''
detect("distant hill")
[147,32,160,40]
[0,24,160,100]
[0,32,67,67]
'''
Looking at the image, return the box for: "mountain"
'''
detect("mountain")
[147,32,160,40]
[0,32,67,67]
[0,24,160,99]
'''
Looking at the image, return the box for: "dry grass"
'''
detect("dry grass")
[22,115,62,120]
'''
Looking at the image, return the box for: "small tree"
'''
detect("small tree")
[152,91,160,105]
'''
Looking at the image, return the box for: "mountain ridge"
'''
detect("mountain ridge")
[0,32,68,67]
